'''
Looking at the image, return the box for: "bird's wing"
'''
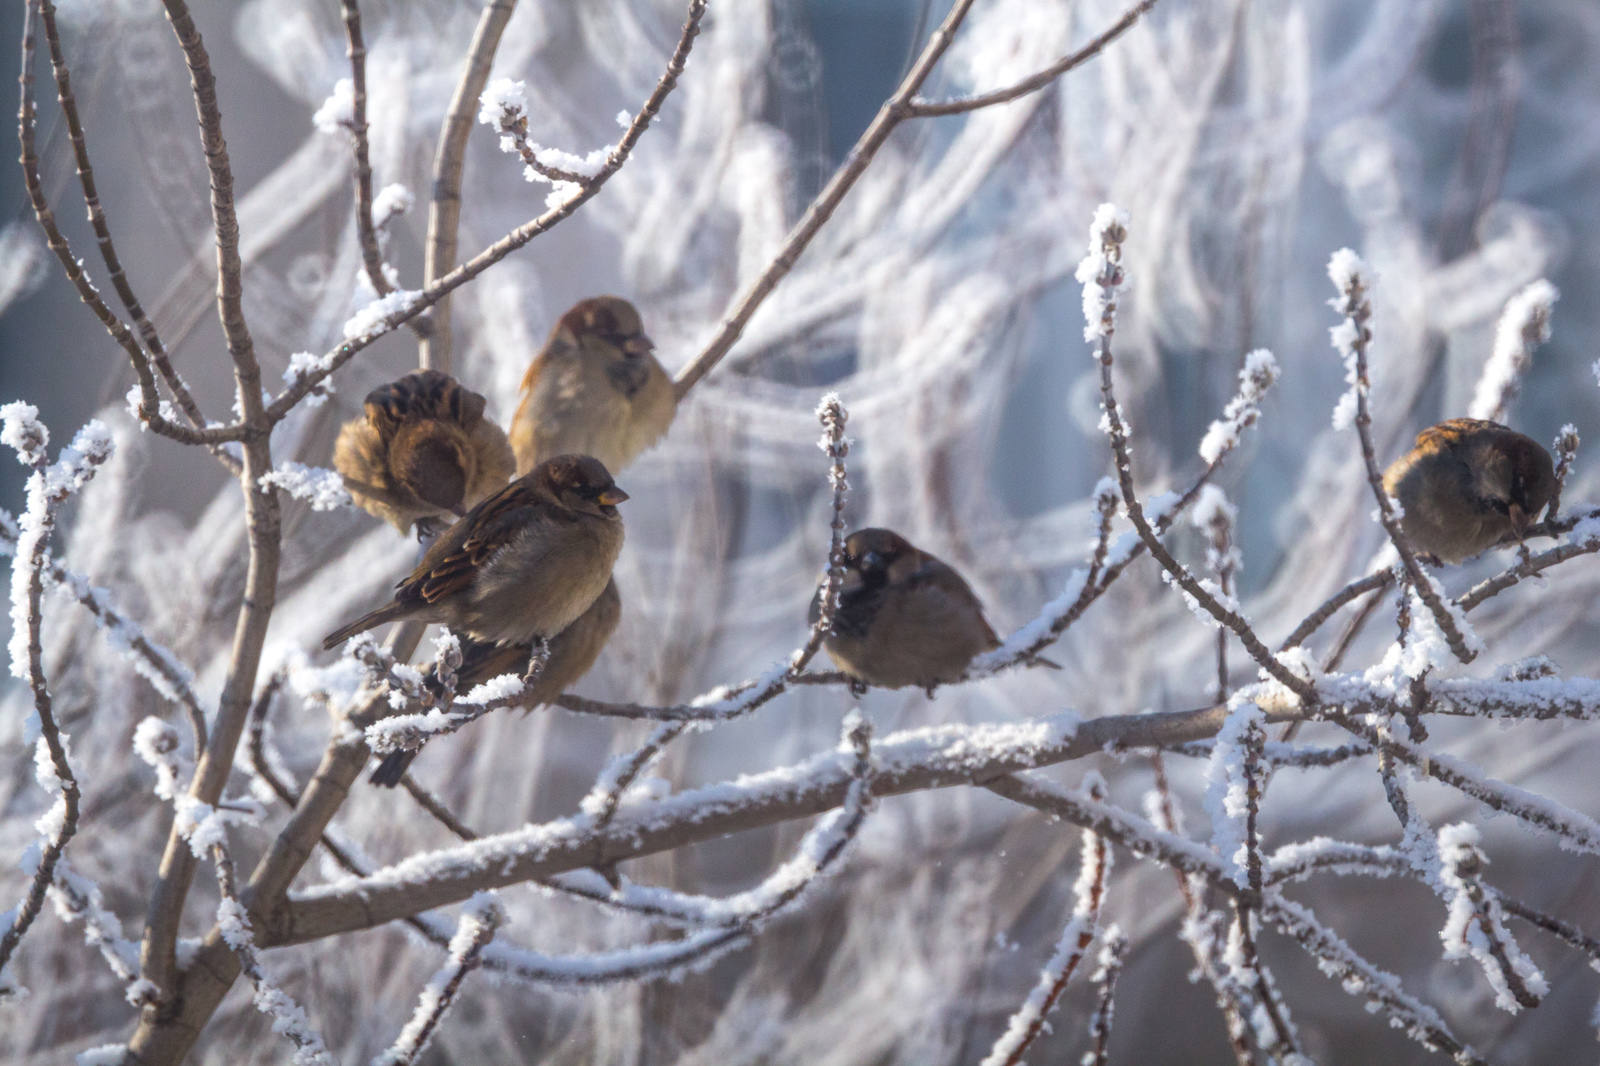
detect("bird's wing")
[401,484,553,604]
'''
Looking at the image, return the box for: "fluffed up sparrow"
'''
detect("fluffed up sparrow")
[367,577,622,787]
[334,370,515,534]
[1382,418,1557,564]
[322,454,627,650]
[510,296,675,477]
[809,528,1002,690]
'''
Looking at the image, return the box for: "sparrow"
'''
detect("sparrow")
[1382,418,1557,564]
[809,528,1002,690]
[334,370,515,534]
[367,577,621,787]
[322,454,627,649]
[510,296,675,477]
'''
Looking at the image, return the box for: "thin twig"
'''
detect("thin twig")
[18,0,239,452]
[34,0,225,466]
[373,895,502,1066]
[270,0,706,417]
[339,0,393,301]
[1279,570,1394,651]
[1329,252,1476,663]
[1082,929,1128,1066]
[672,0,1158,400]
[907,0,1159,115]
[981,776,1112,1066]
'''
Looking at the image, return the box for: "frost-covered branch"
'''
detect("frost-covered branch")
[209,841,334,1066]
[48,860,151,1006]
[337,1,394,302]
[1456,515,1600,611]
[1083,205,1312,700]
[1327,249,1477,664]
[0,412,112,991]
[1082,928,1127,1066]
[1468,279,1558,424]
[1437,823,1546,1011]
[0,517,208,752]
[1547,424,1580,522]
[373,893,502,1066]
[981,774,1112,1066]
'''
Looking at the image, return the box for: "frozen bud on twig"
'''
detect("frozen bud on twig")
[1191,485,1239,579]
[1,401,48,466]
[312,78,355,135]
[477,78,528,127]
[1470,280,1558,424]
[371,184,414,229]
[1326,248,1375,431]
[1075,203,1130,344]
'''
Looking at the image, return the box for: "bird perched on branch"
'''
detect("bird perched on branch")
[809,528,1006,691]
[334,369,514,534]
[322,454,627,649]
[367,578,621,787]
[511,296,675,477]
[1383,418,1556,564]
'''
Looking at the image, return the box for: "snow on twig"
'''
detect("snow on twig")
[0,412,111,993]
[373,893,503,1066]
[211,841,335,1066]
[259,462,352,511]
[1437,823,1546,1012]
[981,772,1113,1066]
[1469,280,1558,424]
[1081,928,1128,1066]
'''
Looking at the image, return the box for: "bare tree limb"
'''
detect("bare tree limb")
[672,0,1159,400]
[137,0,286,1008]
[419,0,517,372]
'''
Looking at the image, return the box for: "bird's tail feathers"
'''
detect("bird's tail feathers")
[368,748,417,788]
[322,602,408,650]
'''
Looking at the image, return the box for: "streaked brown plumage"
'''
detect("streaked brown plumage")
[334,370,514,533]
[1382,418,1556,564]
[368,578,621,787]
[322,455,627,649]
[809,528,1000,689]
[510,296,675,477]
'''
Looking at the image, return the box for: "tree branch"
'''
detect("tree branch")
[419,0,517,372]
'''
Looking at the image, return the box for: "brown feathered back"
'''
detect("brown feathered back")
[334,370,514,532]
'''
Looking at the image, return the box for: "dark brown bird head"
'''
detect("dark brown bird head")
[537,454,629,518]
[1466,426,1557,539]
[556,296,657,398]
[840,528,919,592]
[390,421,472,516]
[364,369,487,434]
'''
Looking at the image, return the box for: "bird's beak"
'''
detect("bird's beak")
[598,487,630,506]
[623,334,655,358]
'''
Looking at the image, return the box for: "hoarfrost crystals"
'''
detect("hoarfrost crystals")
[312,78,355,135]
[259,463,352,511]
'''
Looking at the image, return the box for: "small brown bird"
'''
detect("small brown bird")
[368,577,622,787]
[334,370,515,533]
[322,455,627,649]
[510,296,675,477]
[1382,418,1557,564]
[809,528,1001,690]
